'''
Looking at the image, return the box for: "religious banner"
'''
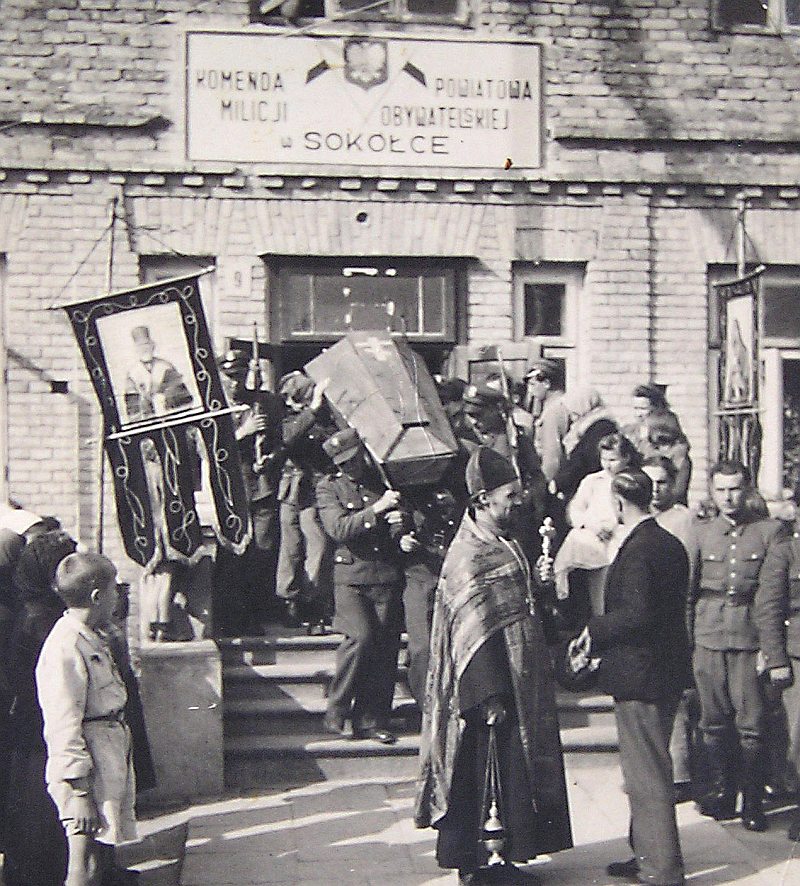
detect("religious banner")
[714,267,763,476]
[63,272,251,570]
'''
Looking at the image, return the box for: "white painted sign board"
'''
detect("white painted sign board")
[185,31,541,169]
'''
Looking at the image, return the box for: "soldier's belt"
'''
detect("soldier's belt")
[700,587,755,606]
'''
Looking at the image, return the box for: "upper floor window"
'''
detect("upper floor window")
[715,0,800,31]
[250,0,471,24]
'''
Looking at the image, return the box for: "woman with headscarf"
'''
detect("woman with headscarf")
[3,529,77,886]
[551,388,618,505]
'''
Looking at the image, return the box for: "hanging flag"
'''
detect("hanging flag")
[62,271,251,570]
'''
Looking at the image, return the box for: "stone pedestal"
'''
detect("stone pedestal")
[137,640,223,807]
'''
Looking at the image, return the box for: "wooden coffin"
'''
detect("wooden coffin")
[304,331,458,487]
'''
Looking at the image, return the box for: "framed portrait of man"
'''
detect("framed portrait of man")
[64,270,226,433]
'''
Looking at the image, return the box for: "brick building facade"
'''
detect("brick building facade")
[2,0,800,590]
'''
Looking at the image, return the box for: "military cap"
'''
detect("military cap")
[322,427,363,465]
[525,357,560,382]
[217,349,249,378]
[462,383,506,415]
[465,447,518,498]
[279,371,315,402]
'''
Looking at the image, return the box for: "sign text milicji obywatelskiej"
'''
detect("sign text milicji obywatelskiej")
[185,33,541,169]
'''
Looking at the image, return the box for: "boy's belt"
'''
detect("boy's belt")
[84,709,126,725]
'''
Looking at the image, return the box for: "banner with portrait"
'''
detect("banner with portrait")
[63,271,251,570]
[714,267,763,475]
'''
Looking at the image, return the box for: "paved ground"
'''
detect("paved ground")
[135,752,800,886]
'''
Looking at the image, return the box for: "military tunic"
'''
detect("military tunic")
[316,469,403,731]
[759,525,800,790]
[690,514,786,742]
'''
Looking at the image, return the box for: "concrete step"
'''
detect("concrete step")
[217,631,407,667]
[223,722,618,770]
[222,693,614,736]
[222,661,413,703]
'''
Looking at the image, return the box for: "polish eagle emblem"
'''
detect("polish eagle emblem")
[343,38,388,91]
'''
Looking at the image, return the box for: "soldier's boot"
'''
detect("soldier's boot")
[741,741,768,832]
[697,733,737,820]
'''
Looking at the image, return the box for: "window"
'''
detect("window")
[513,263,584,391]
[715,0,800,31]
[275,259,458,341]
[522,282,564,338]
[250,0,471,24]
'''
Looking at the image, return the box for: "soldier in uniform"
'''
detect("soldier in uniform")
[392,481,464,711]
[214,349,284,635]
[275,371,335,633]
[524,358,570,484]
[689,460,787,831]
[316,428,405,745]
[757,510,800,840]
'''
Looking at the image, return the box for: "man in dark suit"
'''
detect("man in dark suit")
[316,428,403,745]
[571,469,691,886]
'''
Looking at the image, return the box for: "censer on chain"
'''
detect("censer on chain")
[481,718,507,867]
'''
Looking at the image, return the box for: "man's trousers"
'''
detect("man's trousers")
[328,583,403,730]
[615,695,684,886]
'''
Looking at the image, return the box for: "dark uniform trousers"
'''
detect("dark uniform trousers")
[316,469,403,731]
[329,582,403,730]
[400,486,461,709]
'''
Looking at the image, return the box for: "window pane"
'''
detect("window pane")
[787,0,800,25]
[405,0,460,15]
[334,0,391,16]
[764,283,800,338]
[718,0,768,26]
[422,276,445,334]
[523,283,564,337]
[249,0,324,20]
[283,273,313,333]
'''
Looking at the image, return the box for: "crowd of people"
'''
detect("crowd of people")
[3,346,800,885]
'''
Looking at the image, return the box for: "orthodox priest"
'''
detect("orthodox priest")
[415,447,572,886]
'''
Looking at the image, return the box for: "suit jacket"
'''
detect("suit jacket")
[588,516,691,702]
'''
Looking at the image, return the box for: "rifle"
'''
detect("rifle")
[494,347,522,483]
[245,321,268,470]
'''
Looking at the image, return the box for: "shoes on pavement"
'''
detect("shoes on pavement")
[673,782,693,804]
[351,726,397,745]
[606,857,640,879]
[322,711,347,736]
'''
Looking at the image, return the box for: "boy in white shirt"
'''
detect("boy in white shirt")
[36,552,137,886]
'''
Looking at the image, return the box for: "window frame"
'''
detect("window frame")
[250,0,473,26]
[713,0,800,34]
[271,256,461,343]
[512,262,582,348]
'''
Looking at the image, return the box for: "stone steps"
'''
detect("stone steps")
[219,632,618,789]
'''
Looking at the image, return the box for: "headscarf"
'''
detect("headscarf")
[12,530,77,604]
[561,388,615,455]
